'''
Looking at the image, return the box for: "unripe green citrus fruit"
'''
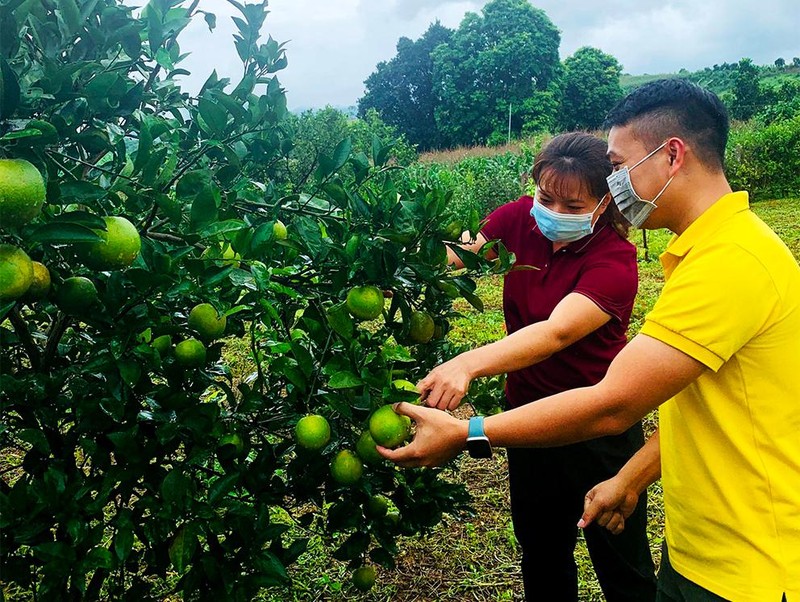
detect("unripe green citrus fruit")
[295,414,331,451]
[352,566,377,592]
[369,404,411,449]
[81,215,141,270]
[273,219,288,240]
[174,338,207,368]
[345,285,384,321]
[330,449,363,486]
[187,303,227,340]
[408,311,435,344]
[355,430,384,464]
[218,433,246,458]
[365,494,389,518]
[151,334,172,355]
[55,276,98,314]
[0,159,46,227]
[24,261,51,300]
[0,244,34,301]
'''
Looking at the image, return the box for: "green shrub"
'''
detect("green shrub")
[726,116,800,199]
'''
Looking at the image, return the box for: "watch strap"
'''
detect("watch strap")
[468,416,486,439]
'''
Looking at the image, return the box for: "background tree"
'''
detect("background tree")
[729,57,764,120]
[558,47,623,131]
[358,22,453,152]
[431,0,561,147]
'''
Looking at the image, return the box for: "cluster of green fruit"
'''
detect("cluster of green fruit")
[0,159,141,311]
[293,398,413,592]
[345,284,436,344]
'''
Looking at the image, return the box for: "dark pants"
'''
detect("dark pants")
[656,543,788,602]
[507,426,656,602]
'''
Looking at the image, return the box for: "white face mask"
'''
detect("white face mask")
[606,140,674,228]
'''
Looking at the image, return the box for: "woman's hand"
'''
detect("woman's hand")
[417,356,473,411]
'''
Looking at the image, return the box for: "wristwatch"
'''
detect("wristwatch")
[466,416,493,458]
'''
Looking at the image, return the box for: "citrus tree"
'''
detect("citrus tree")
[0,1,511,599]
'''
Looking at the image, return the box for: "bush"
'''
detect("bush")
[0,2,513,599]
[726,115,800,199]
[404,142,543,222]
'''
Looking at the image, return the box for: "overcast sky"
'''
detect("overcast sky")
[168,0,800,111]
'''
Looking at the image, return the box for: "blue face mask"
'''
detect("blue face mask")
[530,197,603,243]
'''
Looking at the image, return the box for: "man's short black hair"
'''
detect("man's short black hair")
[603,78,729,171]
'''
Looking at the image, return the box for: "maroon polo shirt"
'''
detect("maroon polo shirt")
[481,196,638,408]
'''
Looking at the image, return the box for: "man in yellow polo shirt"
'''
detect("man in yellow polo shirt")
[378,79,800,602]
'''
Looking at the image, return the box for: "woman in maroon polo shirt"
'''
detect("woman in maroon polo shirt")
[417,132,656,601]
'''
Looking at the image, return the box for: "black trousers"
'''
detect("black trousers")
[507,425,657,602]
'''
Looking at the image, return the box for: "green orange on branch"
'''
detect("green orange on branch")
[0,158,46,227]
[80,215,141,270]
[330,449,363,485]
[0,244,34,301]
[174,338,207,368]
[369,404,411,449]
[295,414,331,451]
[409,310,435,344]
[355,430,384,464]
[351,565,377,592]
[151,334,173,356]
[273,219,288,240]
[55,276,98,315]
[24,261,51,300]
[345,285,384,320]
[187,303,227,340]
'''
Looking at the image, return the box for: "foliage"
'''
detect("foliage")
[279,106,417,194]
[404,144,541,223]
[431,0,561,147]
[728,58,765,121]
[358,22,453,152]
[726,115,800,199]
[558,47,623,132]
[0,1,513,600]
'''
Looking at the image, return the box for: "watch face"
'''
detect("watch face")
[467,437,492,459]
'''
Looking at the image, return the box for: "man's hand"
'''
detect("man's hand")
[578,477,641,535]
[417,357,472,411]
[376,402,469,467]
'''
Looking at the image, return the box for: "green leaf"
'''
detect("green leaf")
[168,525,197,574]
[330,137,352,172]
[208,473,239,504]
[190,187,219,229]
[252,550,289,586]
[114,525,134,562]
[161,470,191,507]
[328,371,363,389]
[57,181,107,203]
[0,57,21,120]
[0,129,42,141]
[85,546,114,570]
[198,219,245,238]
[325,302,354,339]
[198,97,228,137]
[28,223,103,244]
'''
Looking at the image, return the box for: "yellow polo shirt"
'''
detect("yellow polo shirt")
[641,191,800,602]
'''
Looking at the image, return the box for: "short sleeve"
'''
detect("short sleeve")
[480,197,528,242]
[641,243,777,371]
[573,243,638,323]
